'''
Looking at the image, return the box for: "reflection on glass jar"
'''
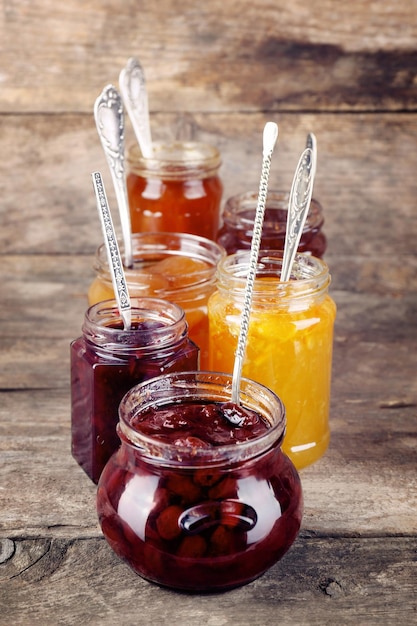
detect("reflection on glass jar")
[127,142,223,240]
[208,252,336,470]
[97,371,303,591]
[217,190,327,257]
[88,232,226,369]
[70,298,199,483]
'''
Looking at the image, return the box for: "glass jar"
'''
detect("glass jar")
[70,298,199,484]
[127,141,223,240]
[208,252,336,470]
[88,232,226,369]
[217,190,327,257]
[97,371,303,591]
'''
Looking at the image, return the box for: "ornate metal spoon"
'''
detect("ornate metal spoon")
[91,171,131,330]
[280,134,317,282]
[231,121,279,408]
[119,57,154,159]
[94,84,133,268]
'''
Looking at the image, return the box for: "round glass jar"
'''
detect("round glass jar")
[208,252,336,470]
[88,232,226,370]
[97,371,303,591]
[127,141,223,240]
[70,298,199,484]
[217,190,327,257]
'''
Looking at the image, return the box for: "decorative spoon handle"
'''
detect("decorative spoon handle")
[280,136,317,282]
[231,122,279,406]
[91,171,131,330]
[94,84,133,268]
[119,57,154,159]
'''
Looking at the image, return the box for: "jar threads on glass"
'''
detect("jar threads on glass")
[208,252,336,470]
[217,190,327,257]
[97,371,303,591]
[127,141,223,240]
[87,232,226,370]
[70,298,199,483]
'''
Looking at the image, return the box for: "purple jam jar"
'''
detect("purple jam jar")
[217,190,327,257]
[70,298,199,483]
[97,371,303,591]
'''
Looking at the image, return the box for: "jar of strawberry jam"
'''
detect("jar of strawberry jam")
[97,371,303,591]
[217,190,327,257]
[88,232,226,369]
[126,141,223,240]
[70,298,199,484]
[208,252,336,470]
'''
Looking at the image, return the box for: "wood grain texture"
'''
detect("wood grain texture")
[1,1,417,113]
[1,0,416,622]
[0,536,416,626]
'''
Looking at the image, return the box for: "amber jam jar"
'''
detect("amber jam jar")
[208,252,336,470]
[88,232,226,370]
[97,371,303,592]
[126,141,223,240]
[217,190,327,257]
[70,298,199,484]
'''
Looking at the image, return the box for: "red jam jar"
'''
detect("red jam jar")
[126,141,223,240]
[70,298,199,484]
[217,190,327,257]
[97,371,303,591]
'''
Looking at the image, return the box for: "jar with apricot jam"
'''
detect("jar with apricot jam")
[70,298,198,483]
[208,252,336,470]
[88,232,226,369]
[217,190,327,257]
[126,142,223,240]
[97,371,303,591]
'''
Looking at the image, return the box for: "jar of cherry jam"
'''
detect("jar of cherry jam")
[70,298,199,484]
[217,190,327,257]
[126,141,223,240]
[97,371,303,591]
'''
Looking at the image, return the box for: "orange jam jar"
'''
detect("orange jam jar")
[217,190,327,257]
[88,232,226,369]
[126,142,223,240]
[208,252,336,470]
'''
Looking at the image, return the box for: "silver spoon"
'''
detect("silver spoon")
[94,84,133,268]
[231,121,279,408]
[280,134,317,282]
[91,171,131,330]
[119,57,154,159]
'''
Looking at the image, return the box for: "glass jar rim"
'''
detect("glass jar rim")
[127,141,222,180]
[94,232,226,298]
[223,190,324,232]
[82,297,188,352]
[216,251,331,299]
[118,371,286,467]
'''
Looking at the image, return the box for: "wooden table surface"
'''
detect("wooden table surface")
[1,2,416,624]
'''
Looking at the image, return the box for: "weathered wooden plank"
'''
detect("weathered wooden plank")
[0,348,415,539]
[1,1,417,113]
[0,536,416,625]
[1,112,417,259]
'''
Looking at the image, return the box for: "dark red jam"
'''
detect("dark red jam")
[131,401,270,446]
[217,193,327,257]
[70,302,199,484]
[97,399,303,591]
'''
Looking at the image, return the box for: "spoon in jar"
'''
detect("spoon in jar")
[119,57,154,159]
[230,121,279,410]
[91,171,131,330]
[280,133,317,282]
[94,84,133,268]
